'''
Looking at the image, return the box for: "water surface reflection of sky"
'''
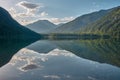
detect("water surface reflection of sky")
[0,39,120,80]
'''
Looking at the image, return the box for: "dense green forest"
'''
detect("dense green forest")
[79,6,120,38]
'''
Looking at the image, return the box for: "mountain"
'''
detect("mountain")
[0,39,37,67]
[26,20,57,33]
[52,39,120,67]
[80,6,120,38]
[52,8,112,33]
[0,7,40,39]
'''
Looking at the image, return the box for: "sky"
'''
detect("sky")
[0,0,120,25]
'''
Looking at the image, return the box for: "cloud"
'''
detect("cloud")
[19,63,43,72]
[9,7,74,25]
[17,1,41,9]
[9,2,75,25]
[9,7,38,23]
[43,75,61,79]
[47,17,75,24]
[9,7,17,17]
[9,8,34,25]
[16,1,44,16]
[9,1,45,25]
[19,19,35,25]
[23,16,74,25]
[40,12,48,17]
[27,16,75,25]
[9,7,16,14]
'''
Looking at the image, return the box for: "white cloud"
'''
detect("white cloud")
[9,8,34,25]
[20,16,75,25]
[16,1,43,16]
[19,19,34,25]
[29,16,75,25]
[8,1,45,25]
[9,7,17,17]
[48,17,75,24]
[8,2,75,25]
[43,75,61,79]
[9,7,16,14]
[40,12,48,17]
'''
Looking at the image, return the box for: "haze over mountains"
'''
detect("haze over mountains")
[51,6,120,38]
[26,20,57,33]
[0,6,119,38]
[51,8,112,33]
[0,7,40,39]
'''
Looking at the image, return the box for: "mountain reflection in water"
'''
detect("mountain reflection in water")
[0,39,36,67]
[0,39,120,80]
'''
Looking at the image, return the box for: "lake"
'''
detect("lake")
[0,39,120,80]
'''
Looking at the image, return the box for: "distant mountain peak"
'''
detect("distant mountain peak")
[26,20,57,33]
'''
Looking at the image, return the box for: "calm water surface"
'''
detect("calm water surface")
[0,39,120,80]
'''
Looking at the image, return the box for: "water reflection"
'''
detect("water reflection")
[0,48,120,80]
[27,39,120,67]
[0,39,37,67]
[0,39,120,80]
[52,39,120,67]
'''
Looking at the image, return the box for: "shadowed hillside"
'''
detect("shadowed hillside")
[0,39,37,67]
[0,7,41,39]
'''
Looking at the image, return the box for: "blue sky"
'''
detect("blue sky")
[0,0,120,25]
